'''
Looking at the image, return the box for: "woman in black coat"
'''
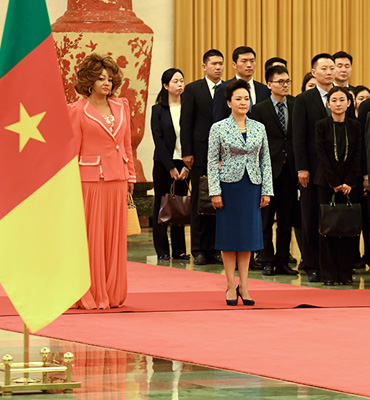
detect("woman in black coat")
[315,86,362,285]
[151,68,190,261]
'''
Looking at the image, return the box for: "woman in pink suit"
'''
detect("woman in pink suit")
[68,53,136,309]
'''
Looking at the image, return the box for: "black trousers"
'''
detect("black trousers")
[152,160,188,258]
[318,187,360,283]
[361,193,370,261]
[351,179,367,265]
[189,166,217,257]
[300,182,320,275]
[260,164,297,266]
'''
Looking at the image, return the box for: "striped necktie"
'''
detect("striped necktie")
[276,102,286,131]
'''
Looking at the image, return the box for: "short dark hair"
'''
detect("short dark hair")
[155,68,184,106]
[264,57,287,71]
[301,72,315,92]
[225,79,250,102]
[232,46,256,63]
[333,51,353,65]
[311,53,334,69]
[265,65,289,83]
[327,86,351,102]
[203,49,224,64]
[353,85,370,99]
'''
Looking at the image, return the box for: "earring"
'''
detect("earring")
[88,87,93,94]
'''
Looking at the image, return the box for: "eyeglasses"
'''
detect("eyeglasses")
[270,79,292,86]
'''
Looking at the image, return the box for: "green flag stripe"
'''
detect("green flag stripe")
[0,0,51,79]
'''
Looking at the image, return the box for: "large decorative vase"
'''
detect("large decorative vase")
[52,0,153,182]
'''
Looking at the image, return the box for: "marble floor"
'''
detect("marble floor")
[1,227,369,399]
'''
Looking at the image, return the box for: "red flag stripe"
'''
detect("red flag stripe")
[0,34,77,219]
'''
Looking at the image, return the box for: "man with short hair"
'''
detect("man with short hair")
[333,51,355,90]
[334,51,367,270]
[250,66,297,276]
[293,53,335,282]
[293,53,355,282]
[213,46,270,122]
[180,49,225,265]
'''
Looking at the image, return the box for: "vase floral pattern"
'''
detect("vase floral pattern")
[52,0,153,182]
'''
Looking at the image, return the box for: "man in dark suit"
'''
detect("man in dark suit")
[333,51,367,270]
[359,98,370,131]
[250,66,297,276]
[293,53,355,282]
[359,98,370,193]
[333,51,355,91]
[213,46,270,123]
[357,97,370,267]
[314,88,362,285]
[180,49,224,265]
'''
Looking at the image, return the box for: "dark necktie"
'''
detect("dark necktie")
[212,84,219,99]
[325,94,332,116]
[277,102,286,131]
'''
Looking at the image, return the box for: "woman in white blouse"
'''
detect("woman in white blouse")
[151,68,190,261]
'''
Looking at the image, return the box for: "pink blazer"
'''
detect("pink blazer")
[68,97,136,183]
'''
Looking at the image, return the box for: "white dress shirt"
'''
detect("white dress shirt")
[205,76,222,99]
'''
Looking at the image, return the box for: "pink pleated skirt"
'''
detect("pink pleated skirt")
[76,179,128,309]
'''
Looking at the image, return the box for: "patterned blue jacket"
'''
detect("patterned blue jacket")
[207,114,273,197]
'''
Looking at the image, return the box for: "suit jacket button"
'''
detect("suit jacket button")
[116,145,120,150]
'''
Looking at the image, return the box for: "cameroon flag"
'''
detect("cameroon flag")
[0,1,90,332]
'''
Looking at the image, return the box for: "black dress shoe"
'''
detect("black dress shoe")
[262,264,275,276]
[158,254,170,261]
[339,280,353,285]
[289,254,297,264]
[226,289,238,306]
[236,285,255,306]
[208,253,223,264]
[173,253,190,260]
[307,271,320,282]
[323,280,335,286]
[275,264,299,275]
[193,254,207,265]
[353,261,366,269]
[249,258,263,270]
[251,255,266,269]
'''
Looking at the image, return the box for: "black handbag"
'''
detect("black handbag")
[198,175,216,215]
[158,180,191,226]
[319,193,362,237]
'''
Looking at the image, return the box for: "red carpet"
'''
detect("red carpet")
[1,262,370,396]
[1,262,370,315]
[0,308,369,397]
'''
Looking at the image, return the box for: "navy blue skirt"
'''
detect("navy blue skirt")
[215,173,263,252]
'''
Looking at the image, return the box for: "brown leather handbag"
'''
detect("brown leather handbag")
[158,180,191,226]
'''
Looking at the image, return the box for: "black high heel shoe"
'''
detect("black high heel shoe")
[226,289,238,306]
[236,286,255,306]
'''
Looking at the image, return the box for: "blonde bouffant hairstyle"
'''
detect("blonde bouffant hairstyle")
[74,53,123,97]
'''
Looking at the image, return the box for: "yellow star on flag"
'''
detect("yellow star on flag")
[5,103,46,151]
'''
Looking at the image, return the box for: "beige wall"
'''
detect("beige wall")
[0,0,174,183]
[133,1,174,183]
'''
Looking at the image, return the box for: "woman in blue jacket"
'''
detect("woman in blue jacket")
[208,79,273,305]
